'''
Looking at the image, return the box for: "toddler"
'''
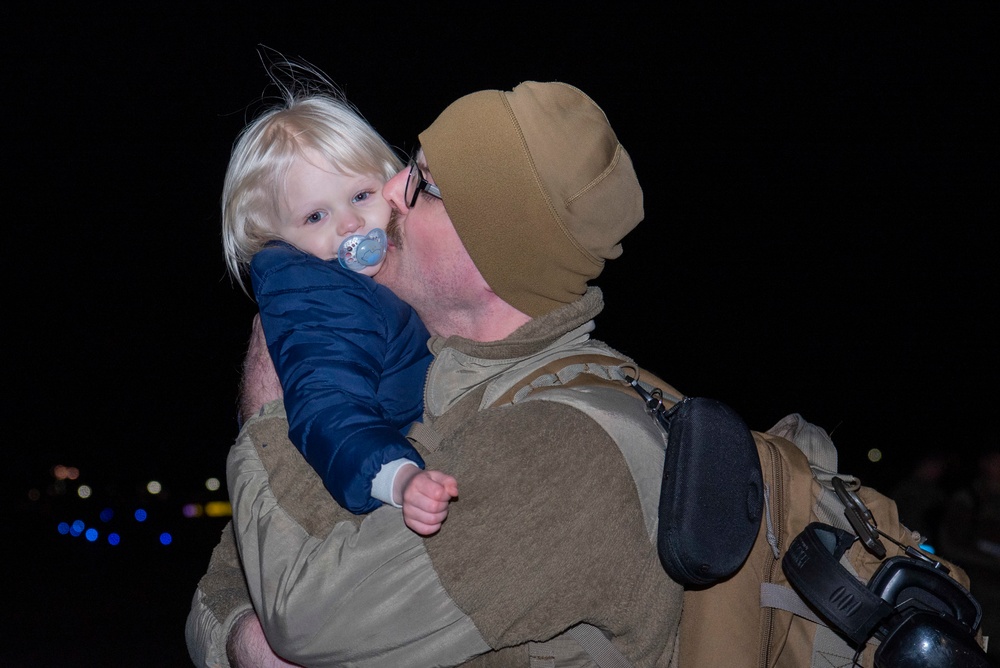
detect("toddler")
[221,78,456,535]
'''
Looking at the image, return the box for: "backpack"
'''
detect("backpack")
[678,412,987,668]
[499,353,988,667]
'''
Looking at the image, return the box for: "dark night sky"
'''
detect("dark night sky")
[4,3,998,665]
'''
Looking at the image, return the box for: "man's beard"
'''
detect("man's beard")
[385,209,402,249]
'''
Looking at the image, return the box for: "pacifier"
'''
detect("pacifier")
[338,228,387,272]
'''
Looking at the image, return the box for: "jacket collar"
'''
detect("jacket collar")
[424,288,605,417]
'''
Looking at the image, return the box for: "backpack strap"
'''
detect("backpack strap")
[567,624,634,668]
[489,352,681,408]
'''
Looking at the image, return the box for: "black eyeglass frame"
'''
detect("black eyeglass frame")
[404,159,442,208]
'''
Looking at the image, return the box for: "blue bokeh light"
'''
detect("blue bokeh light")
[99,508,114,522]
[70,520,85,537]
[85,528,98,542]
[57,522,70,535]
[108,533,120,546]
[134,508,147,522]
[159,532,172,546]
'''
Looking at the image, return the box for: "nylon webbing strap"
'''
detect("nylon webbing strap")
[760,582,824,625]
[568,623,633,668]
[488,353,682,409]
[760,583,870,668]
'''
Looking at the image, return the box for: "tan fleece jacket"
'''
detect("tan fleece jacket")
[187,288,683,667]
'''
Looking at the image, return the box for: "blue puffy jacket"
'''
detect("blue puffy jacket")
[251,241,431,513]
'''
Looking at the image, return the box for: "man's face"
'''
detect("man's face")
[273,148,391,276]
[376,150,488,334]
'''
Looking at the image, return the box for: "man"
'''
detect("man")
[188,81,684,667]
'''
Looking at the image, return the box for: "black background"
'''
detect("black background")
[4,2,997,666]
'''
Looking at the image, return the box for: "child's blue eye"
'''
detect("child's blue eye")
[352,190,374,204]
[306,211,326,224]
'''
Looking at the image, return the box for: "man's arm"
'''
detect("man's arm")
[194,318,486,667]
[185,521,270,668]
[226,400,489,667]
[227,392,681,666]
[226,611,302,668]
[239,314,282,424]
[187,319,291,668]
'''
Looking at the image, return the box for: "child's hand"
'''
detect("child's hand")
[395,467,458,536]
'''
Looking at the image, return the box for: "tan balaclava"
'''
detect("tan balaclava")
[418,81,644,318]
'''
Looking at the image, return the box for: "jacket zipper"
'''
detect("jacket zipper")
[759,439,784,668]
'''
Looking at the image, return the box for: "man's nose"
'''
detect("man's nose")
[382,167,410,212]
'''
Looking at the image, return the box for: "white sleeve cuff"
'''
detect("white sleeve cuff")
[371,459,421,507]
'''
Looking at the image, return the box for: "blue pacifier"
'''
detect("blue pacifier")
[338,228,387,272]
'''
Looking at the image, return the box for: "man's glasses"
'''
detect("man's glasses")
[404,159,442,208]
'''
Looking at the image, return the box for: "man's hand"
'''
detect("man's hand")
[239,314,282,423]
[226,610,301,668]
[394,467,459,536]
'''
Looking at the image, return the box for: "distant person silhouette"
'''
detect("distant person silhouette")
[892,452,951,550]
[939,450,1000,569]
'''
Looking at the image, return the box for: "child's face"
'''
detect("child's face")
[275,149,392,276]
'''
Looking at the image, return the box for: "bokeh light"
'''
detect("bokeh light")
[70,520,85,536]
[205,477,221,491]
[182,503,203,518]
[867,448,883,463]
[205,501,233,517]
[134,509,147,522]
[53,465,80,480]
[146,481,162,495]
[159,533,173,546]
[85,528,98,542]
[108,533,121,546]
[100,508,114,522]
[57,522,70,535]
[77,485,92,499]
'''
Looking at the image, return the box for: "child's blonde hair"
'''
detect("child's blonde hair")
[222,67,402,291]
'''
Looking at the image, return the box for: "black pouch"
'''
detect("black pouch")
[655,396,763,587]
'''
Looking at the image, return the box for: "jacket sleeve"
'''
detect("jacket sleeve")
[185,521,253,668]
[228,400,490,668]
[251,244,425,514]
